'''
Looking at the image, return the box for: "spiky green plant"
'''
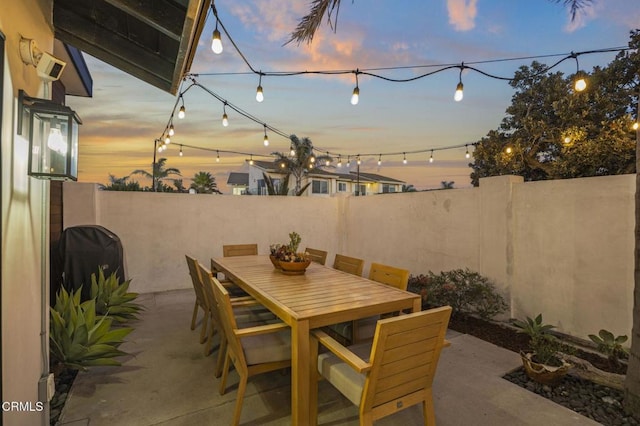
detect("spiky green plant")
[90,268,142,322]
[588,329,629,367]
[50,287,133,371]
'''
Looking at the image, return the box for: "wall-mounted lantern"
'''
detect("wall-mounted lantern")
[18,90,81,181]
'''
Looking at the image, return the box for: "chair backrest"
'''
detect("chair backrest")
[362,306,452,420]
[196,263,216,313]
[223,244,258,257]
[305,248,328,265]
[207,267,248,367]
[368,262,409,290]
[332,254,364,276]
[185,255,207,306]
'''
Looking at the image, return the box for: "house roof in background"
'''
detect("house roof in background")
[352,172,405,184]
[227,172,249,186]
[248,160,405,184]
[52,0,210,94]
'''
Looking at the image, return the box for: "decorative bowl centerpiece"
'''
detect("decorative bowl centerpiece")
[270,232,311,275]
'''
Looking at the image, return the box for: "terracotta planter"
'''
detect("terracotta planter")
[269,255,282,270]
[278,259,311,275]
[520,352,572,385]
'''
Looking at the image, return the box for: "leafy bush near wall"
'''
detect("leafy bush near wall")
[407,268,507,319]
[90,268,142,322]
[50,287,133,371]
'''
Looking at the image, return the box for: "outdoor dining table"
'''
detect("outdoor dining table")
[210,254,421,425]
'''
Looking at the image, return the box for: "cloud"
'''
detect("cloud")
[563,2,598,32]
[447,0,478,31]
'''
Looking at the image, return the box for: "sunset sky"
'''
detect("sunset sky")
[65,0,639,193]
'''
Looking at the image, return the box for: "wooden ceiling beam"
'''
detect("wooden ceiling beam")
[103,0,184,41]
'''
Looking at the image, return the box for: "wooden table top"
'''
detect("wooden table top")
[211,255,420,329]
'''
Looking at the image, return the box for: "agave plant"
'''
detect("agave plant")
[90,268,142,322]
[50,287,133,371]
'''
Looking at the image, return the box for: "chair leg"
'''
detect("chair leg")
[310,336,319,426]
[215,337,228,378]
[231,373,248,426]
[204,315,217,356]
[359,411,373,426]
[423,389,435,426]
[219,352,231,395]
[190,301,199,330]
[199,307,209,344]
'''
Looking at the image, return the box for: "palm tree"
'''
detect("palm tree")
[131,158,181,191]
[441,181,455,189]
[99,174,142,191]
[272,135,332,195]
[288,0,591,44]
[402,184,417,193]
[190,171,221,194]
[173,179,186,193]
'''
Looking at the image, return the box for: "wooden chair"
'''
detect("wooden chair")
[333,254,365,276]
[325,254,366,344]
[198,264,276,372]
[305,247,328,265]
[310,306,452,426]
[354,262,411,342]
[222,243,258,257]
[185,255,209,343]
[211,274,292,426]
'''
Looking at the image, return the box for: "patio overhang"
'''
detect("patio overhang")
[52,0,210,95]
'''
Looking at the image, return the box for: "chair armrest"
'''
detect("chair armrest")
[235,322,289,337]
[312,329,371,373]
[230,298,260,307]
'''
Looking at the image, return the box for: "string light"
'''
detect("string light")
[351,70,360,105]
[465,145,470,159]
[377,154,382,166]
[337,155,342,167]
[403,153,407,164]
[454,64,464,102]
[634,122,639,131]
[216,150,220,162]
[256,72,264,102]
[357,155,361,165]
[572,52,587,92]
[168,123,175,136]
[263,124,269,146]
[178,96,185,119]
[249,155,254,165]
[222,102,229,127]
[505,146,513,154]
[325,153,331,166]
[179,145,183,156]
[347,156,351,167]
[211,21,223,54]
[429,150,434,163]
[290,146,296,156]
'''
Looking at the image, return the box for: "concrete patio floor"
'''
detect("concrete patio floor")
[58,289,599,426]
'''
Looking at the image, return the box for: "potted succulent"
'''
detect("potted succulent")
[272,232,311,275]
[513,314,572,385]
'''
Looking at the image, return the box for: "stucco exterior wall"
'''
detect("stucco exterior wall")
[64,173,635,341]
[1,1,55,424]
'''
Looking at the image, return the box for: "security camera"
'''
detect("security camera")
[19,38,66,82]
[36,52,66,82]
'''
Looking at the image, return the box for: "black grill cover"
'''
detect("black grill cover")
[59,225,125,302]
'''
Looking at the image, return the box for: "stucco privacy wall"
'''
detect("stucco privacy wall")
[1,1,54,424]
[63,173,635,339]
[511,174,635,339]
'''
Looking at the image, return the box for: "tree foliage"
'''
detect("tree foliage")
[471,30,639,186]
[131,158,181,191]
[272,135,331,195]
[190,171,221,194]
[99,174,142,191]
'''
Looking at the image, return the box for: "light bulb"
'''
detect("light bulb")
[310,156,315,163]
[505,146,513,154]
[47,127,67,154]
[256,85,264,102]
[337,159,342,167]
[403,154,407,165]
[222,113,228,127]
[575,77,586,92]
[249,158,254,165]
[168,124,175,136]
[290,148,296,156]
[351,87,359,105]
[325,159,330,166]
[165,135,171,144]
[465,149,470,159]
[263,134,269,146]
[178,105,185,119]
[280,162,286,168]
[564,136,571,144]
[216,155,220,162]
[633,122,639,131]
[429,155,434,163]
[357,157,361,165]
[454,82,464,102]
[211,28,223,54]
[179,147,183,157]
[377,158,382,166]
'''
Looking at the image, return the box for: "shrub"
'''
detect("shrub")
[50,287,133,371]
[90,268,142,322]
[407,268,507,319]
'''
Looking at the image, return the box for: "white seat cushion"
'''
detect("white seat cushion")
[242,330,291,365]
[317,342,371,406]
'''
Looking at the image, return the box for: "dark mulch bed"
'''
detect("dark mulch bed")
[448,315,638,426]
[50,367,77,425]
